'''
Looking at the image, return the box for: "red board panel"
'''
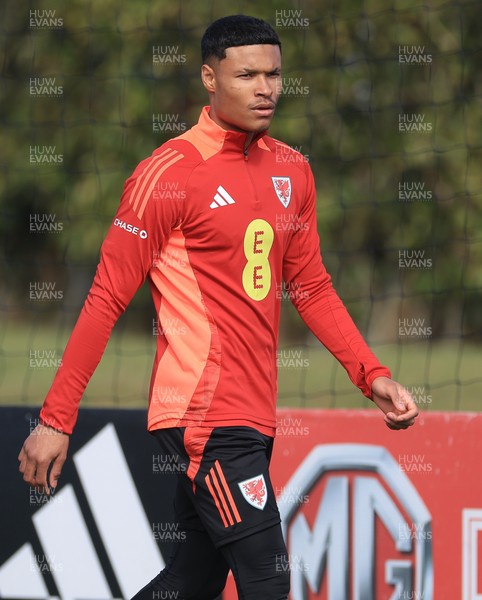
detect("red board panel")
[223,409,482,600]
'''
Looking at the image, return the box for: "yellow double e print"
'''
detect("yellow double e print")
[242,219,274,301]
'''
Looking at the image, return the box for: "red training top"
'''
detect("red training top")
[40,107,390,436]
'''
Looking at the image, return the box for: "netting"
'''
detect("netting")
[1,0,481,412]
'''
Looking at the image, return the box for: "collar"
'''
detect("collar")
[191,106,268,155]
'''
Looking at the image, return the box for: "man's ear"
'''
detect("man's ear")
[201,64,216,93]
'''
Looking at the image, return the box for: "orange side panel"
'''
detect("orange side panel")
[148,230,219,429]
[184,426,213,481]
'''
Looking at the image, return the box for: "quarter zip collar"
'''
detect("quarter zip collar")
[191,106,268,156]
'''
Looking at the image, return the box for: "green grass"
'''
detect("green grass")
[1,320,480,412]
[277,339,481,412]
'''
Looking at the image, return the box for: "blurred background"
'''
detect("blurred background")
[1,0,481,413]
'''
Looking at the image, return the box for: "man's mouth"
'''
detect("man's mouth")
[251,104,276,116]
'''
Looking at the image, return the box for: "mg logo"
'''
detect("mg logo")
[278,444,433,600]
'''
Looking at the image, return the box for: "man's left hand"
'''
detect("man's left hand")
[371,376,419,430]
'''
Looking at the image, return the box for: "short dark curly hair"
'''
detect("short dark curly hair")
[201,15,281,64]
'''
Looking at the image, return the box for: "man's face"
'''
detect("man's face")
[202,44,282,135]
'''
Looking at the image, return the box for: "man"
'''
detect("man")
[18,15,418,600]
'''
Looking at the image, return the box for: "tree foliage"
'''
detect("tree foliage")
[1,0,481,339]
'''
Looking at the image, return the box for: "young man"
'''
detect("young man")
[18,15,418,600]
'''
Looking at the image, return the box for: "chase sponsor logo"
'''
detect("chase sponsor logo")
[113,218,148,239]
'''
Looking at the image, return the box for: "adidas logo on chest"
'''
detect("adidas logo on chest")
[210,185,236,209]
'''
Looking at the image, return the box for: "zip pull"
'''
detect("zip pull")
[243,148,249,161]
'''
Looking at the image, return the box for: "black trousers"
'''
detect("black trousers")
[130,523,289,600]
[131,427,290,600]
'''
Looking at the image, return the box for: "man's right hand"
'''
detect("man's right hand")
[18,424,69,496]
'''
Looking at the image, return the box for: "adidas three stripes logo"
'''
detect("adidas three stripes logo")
[210,185,236,209]
[205,460,242,528]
